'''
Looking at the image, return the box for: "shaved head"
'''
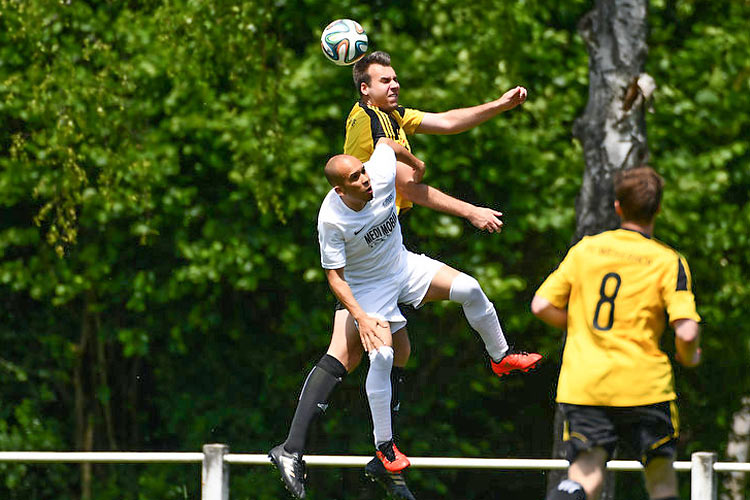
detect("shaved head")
[325,154,361,187]
[323,154,373,209]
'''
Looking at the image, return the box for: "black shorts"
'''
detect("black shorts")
[559,401,679,465]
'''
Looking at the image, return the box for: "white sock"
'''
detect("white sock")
[366,345,394,446]
[449,273,508,362]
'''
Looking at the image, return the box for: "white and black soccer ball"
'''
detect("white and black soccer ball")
[320,19,368,66]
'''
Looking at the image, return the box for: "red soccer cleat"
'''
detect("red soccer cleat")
[491,350,543,377]
[375,440,411,473]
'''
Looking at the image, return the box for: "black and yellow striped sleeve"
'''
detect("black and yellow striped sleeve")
[663,254,701,323]
[396,106,425,135]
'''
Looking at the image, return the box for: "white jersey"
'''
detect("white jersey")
[318,144,408,287]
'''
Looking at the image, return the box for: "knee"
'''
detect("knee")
[449,273,485,305]
[644,457,677,498]
[369,345,394,371]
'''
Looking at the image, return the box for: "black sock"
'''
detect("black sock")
[377,439,396,461]
[284,354,347,454]
[391,366,405,439]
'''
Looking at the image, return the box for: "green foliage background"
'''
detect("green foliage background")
[1,0,748,498]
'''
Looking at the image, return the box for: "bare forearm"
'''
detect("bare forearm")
[424,101,504,135]
[417,86,528,134]
[326,269,366,322]
[674,319,701,367]
[398,181,473,217]
[531,295,568,330]
[396,179,503,232]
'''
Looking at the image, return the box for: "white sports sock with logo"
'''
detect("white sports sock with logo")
[366,345,394,446]
[449,272,509,362]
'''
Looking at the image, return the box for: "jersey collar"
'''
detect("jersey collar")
[619,227,652,239]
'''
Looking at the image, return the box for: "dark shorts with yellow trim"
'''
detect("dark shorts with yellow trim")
[559,401,679,465]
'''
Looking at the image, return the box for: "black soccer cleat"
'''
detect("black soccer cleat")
[365,456,416,500]
[269,444,307,499]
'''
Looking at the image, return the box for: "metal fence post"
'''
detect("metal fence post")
[202,444,229,500]
[691,451,717,500]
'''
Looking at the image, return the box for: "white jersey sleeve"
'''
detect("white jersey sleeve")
[318,218,346,270]
[366,143,397,183]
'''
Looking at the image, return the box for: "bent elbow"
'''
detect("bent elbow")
[530,295,546,317]
[674,319,700,343]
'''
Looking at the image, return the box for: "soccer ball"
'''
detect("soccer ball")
[320,19,368,66]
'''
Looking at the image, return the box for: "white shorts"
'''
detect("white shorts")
[350,251,444,333]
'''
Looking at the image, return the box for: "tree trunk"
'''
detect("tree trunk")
[721,396,750,500]
[571,0,651,242]
[549,1,650,498]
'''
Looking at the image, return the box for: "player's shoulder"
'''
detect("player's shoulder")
[649,236,689,263]
[346,102,368,126]
[570,231,607,250]
[318,189,341,218]
[569,229,626,256]
[392,105,422,119]
[617,229,689,268]
[346,102,389,133]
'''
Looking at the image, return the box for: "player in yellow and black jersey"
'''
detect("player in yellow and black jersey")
[532,167,702,500]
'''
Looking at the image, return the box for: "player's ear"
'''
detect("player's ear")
[613,199,623,217]
[360,81,369,97]
[334,185,344,196]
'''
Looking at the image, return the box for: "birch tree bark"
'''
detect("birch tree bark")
[549,1,651,498]
[571,0,651,242]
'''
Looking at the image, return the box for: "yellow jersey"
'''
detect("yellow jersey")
[536,228,701,407]
[343,102,425,212]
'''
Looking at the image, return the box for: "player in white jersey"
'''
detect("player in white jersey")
[317,142,445,350]
[269,138,542,499]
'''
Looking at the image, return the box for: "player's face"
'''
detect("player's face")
[340,163,373,204]
[363,64,400,112]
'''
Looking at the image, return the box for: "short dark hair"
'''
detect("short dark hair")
[353,51,391,97]
[614,166,664,224]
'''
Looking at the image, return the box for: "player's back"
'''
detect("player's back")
[557,228,697,406]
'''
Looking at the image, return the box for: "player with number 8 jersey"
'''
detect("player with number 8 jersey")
[531,166,702,500]
[534,228,700,406]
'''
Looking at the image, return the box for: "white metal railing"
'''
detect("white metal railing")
[1,447,748,499]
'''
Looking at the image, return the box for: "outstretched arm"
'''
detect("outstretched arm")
[396,173,503,233]
[325,268,389,352]
[376,138,503,232]
[673,318,701,367]
[416,86,528,134]
[530,295,568,330]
